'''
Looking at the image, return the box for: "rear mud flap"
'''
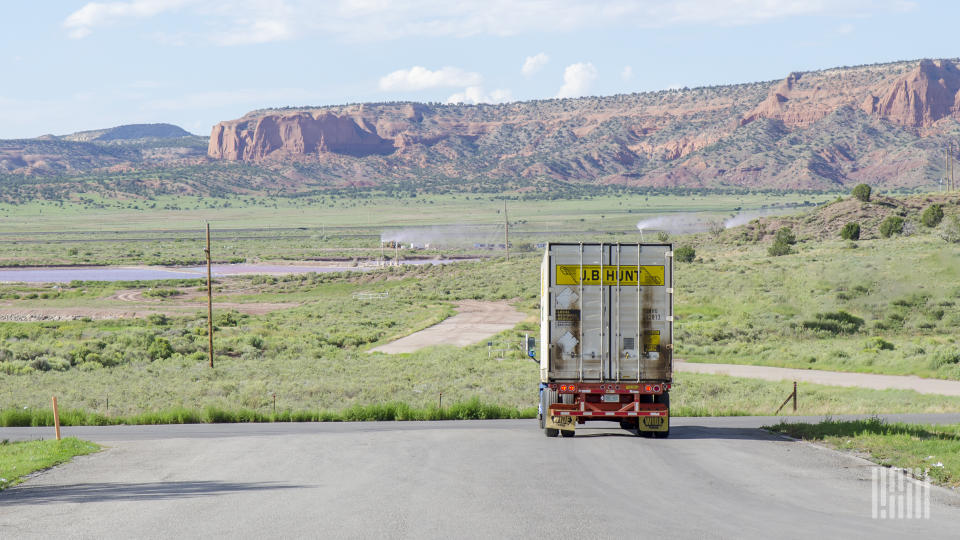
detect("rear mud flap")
[545,414,576,432]
[637,414,669,433]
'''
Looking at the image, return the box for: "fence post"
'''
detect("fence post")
[793,381,797,412]
[52,396,61,441]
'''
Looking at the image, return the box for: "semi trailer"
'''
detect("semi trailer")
[538,242,674,438]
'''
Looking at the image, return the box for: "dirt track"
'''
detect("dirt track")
[676,360,960,396]
[370,300,529,354]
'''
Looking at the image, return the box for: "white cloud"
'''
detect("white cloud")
[837,23,855,34]
[446,86,512,104]
[212,19,295,45]
[557,62,598,98]
[63,1,908,44]
[63,0,193,39]
[522,53,549,77]
[621,65,633,80]
[379,66,483,92]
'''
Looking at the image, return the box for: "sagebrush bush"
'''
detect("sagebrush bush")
[802,311,865,334]
[675,245,696,263]
[768,240,792,256]
[940,216,960,243]
[774,227,796,245]
[852,184,871,202]
[921,204,944,228]
[879,216,904,238]
[840,222,860,240]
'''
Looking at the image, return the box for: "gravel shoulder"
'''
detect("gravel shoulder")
[676,360,960,396]
[370,300,529,354]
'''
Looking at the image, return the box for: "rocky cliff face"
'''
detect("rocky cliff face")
[742,59,960,130]
[202,59,960,190]
[861,59,960,127]
[208,111,394,161]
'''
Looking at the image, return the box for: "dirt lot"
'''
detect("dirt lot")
[370,300,530,354]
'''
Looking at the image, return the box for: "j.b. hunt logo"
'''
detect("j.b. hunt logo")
[872,467,930,519]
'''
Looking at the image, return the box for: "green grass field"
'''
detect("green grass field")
[0,438,100,490]
[767,419,960,487]
[678,234,960,379]
[0,190,958,422]
[0,192,828,267]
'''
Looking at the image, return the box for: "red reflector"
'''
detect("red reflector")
[653,385,660,392]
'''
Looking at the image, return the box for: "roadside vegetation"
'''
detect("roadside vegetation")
[767,418,960,488]
[0,438,100,490]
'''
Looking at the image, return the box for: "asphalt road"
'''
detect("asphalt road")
[2,416,959,539]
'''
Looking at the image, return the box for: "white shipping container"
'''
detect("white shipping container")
[540,242,673,383]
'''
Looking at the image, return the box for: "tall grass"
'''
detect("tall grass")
[0,398,538,427]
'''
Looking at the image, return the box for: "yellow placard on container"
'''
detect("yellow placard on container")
[643,331,661,353]
[556,265,664,286]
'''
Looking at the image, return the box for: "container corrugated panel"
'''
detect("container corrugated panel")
[540,242,673,383]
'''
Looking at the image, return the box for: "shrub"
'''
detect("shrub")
[802,311,865,334]
[840,222,860,240]
[147,337,174,361]
[929,349,960,370]
[147,313,170,326]
[879,216,904,238]
[921,204,944,228]
[774,227,796,245]
[768,240,792,256]
[852,184,871,202]
[143,288,183,298]
[675,246,696,263]
[940,215,960,243]
[656,231,669,242]
[864,337,895,351]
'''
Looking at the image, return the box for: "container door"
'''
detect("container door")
[613,244,672,381]
[548,244,605,381]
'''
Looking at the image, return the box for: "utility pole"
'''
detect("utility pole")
[947,146,952,192]
[205,223,214,369]
[504,200,509,261]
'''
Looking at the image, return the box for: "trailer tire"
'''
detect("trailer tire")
[541,388,559,434]
[652,391,670,439]
[544,428,559,438]
[560,429,575,438]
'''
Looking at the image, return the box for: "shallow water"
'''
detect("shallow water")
[0,260,467,283]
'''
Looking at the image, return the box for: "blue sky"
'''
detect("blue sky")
[1,1,956,138]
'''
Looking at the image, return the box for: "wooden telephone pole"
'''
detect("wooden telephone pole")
[205,223,214,368]
[504,200,509,261]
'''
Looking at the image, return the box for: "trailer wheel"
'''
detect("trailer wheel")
[544,428,559,438]
[652,391,670,439]
[540,387,559,430]
[560,429,575,438]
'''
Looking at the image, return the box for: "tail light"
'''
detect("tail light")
[644,384,652,392]
[653,385,661,393]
